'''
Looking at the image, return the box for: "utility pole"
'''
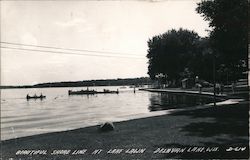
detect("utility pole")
[213,51,216,107]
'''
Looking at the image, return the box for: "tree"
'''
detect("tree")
[196,0,248,81]
[147,28,200,83]
[188,38,215,81]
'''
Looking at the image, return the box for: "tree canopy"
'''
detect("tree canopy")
[196,0,248,81]
[147,0,248,85]
[147,28,201,81]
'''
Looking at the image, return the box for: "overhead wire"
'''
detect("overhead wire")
[0,41,145,58]
[0,45,145,60]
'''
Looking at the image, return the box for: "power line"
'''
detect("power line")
[0,46,145,60]
[0,41,144,57]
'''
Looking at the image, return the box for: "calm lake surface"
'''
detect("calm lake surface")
[1,86,215,140]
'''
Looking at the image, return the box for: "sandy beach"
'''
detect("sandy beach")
[1,100,249,159]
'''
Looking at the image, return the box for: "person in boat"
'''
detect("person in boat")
[26,94,29,99]
[40,93,43,98]
[104,89,109,92]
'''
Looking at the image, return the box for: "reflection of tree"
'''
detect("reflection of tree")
[148,93,214,112]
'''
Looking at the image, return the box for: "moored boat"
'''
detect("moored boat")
[68,89,97,95]
[68,89,119,95]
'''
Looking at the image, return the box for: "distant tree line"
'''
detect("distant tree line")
[0,77,152,89]
[147,0,248,86]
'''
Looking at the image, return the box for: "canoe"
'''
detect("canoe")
[26,95,46,100]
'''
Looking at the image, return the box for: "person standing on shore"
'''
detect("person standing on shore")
[231,82,236,94]
[215,83,220,95]
[197,84,202,93]
[220,83,224,95]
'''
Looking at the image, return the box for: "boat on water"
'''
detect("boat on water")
[26,94,46,100]
[68,89,119,95]
[120,86,127,89]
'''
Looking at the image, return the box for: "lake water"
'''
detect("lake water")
[1,86,215,140]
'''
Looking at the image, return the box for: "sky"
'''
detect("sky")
[1,0,210,86]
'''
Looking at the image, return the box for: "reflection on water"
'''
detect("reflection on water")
[1,87,216,140]
[148,93,216,111]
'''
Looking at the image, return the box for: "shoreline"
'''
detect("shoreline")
[140,88,228,99]
[1,100,249,159]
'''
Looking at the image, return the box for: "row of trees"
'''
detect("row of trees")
[147,0,248,85]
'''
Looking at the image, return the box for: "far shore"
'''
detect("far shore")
[1,100,249,159]
[0,77,151,89]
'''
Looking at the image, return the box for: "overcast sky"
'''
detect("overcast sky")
[1,0,210,85]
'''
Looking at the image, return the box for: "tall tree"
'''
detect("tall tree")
[147,28,200,81]
[196,0,248,81]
